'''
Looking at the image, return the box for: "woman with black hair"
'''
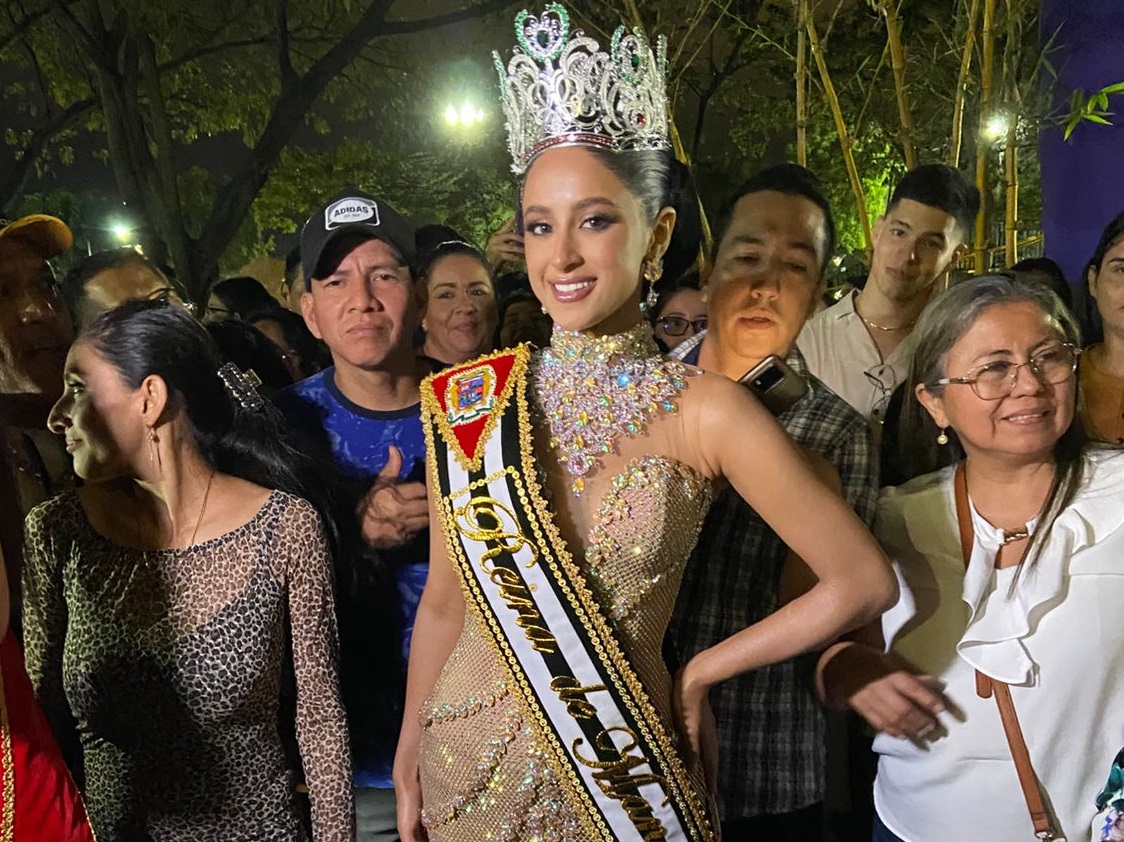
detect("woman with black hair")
[204,275,280,322]
[1078,209,1124,445]
[23,300,352,841]
[414,226,498,367]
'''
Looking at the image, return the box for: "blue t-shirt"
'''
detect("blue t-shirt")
[278,367,429,789]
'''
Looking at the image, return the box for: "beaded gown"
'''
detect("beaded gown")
[418,326,716,841]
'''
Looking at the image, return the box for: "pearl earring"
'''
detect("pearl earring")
[937,428,949,446]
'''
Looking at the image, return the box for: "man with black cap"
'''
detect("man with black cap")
[278,187,429,841]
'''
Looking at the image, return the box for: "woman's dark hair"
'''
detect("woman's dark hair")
[649,272,702,324]
[413,223,495,287]
[82,299,403,757]
[892,273,1091,574]
[1076,209,1124,345]
[205,319,294,393]
[83,300,316,502]
[246,307,329,379]
[209,275,279,320]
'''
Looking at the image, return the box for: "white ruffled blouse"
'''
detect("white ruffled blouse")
[872,449,1124,842]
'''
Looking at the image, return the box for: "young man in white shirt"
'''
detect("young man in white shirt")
[797,164,979,428]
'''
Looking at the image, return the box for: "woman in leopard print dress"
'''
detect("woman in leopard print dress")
[22,301,353,841]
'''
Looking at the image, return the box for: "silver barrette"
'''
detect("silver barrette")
[493,3,670,174]
[217,362,265,412]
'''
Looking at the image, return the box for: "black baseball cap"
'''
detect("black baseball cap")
[300,187,416,284]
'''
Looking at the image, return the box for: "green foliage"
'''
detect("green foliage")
[1063,82,1124,141]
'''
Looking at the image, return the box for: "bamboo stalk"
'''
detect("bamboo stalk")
[795,0,807,166]
[805,0,872,249]
[950,0,981,167]
[881,0,917,168]
[973,0,996,273]
[1004,118,1018,265]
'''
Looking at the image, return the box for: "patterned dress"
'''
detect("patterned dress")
[418,343,715,842]
[22,490,352,841]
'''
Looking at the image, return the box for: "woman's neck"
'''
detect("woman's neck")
[1096,330,1124,379]
[130,427,216,548]
[963,452,1057,530]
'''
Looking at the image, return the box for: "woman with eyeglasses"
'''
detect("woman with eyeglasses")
[818,274,1124,842]
[651,275,708,352]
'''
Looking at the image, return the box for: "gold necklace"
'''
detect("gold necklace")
[188,469,216,547]
[854,295,915,332]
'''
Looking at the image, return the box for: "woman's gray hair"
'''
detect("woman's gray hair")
[888,272,1093,580]
[911,273,1081,396]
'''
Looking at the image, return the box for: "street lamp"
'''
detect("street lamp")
[983,114,1009,141]
[443,100,486,128]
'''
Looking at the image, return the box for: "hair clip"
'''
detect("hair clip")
[217,362,266,412]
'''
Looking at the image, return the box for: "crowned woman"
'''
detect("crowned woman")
[392,6,897,841]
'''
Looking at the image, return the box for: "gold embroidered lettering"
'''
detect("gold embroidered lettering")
[549,676,607,719]
[454,497,539,568]
[573,728,669,841]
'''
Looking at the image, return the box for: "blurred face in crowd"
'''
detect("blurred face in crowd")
[1088,234,1124,335]
[521,146,674,335]
[252,316,305,383]
[653,288,707,351]
[0,237,73,399]
[301,237,419,372]
[48,340,141,481]
[868,199,965,305]
[286,268,305,313]
[79,261,181,326]
[421,253,497,364]
[704,190,827,370]
[203,293,235,322]
[498,296,553,348]
[917,301,1075,465]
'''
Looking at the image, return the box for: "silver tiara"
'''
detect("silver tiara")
[493,3,670,174]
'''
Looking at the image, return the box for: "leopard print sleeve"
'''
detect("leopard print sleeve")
[276,495,354,841]
[21,494,83,781]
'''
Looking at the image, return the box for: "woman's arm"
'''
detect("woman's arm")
[392,466,466,842]
[674,374,898,752]
[283,500,354,841]
[21,502,83,782]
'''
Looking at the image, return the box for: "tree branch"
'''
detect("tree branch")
[378,0,513,36]
[277,0,295,85]
[0,97,95,215]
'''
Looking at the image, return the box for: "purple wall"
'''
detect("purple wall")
[1039,0,1124,284]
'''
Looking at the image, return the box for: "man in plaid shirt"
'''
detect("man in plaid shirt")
[666,164,877,840]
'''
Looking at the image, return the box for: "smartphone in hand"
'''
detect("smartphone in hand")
[738,355,808,416]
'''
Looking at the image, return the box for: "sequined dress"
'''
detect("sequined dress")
[418,326,715,841]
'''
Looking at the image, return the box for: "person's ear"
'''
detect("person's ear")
[138,374,170,428]
[647,206,678,262]
[915,381,950,430]
[1088,264,1100,298]
[300,291,322,340]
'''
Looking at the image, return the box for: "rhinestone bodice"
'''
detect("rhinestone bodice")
[417,337,715,841]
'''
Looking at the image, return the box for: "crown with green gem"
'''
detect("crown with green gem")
[493,3,670,174]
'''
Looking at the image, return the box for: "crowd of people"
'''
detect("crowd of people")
[1,4,1124,842]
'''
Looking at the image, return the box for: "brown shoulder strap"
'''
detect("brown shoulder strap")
[953,462,1059,840]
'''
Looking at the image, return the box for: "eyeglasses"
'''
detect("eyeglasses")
[657,315,708,337]
[933,344,1080,400]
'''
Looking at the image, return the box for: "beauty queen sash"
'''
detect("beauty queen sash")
[422,346,715,842]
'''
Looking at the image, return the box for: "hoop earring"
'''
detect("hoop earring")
[937,428,949,446]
